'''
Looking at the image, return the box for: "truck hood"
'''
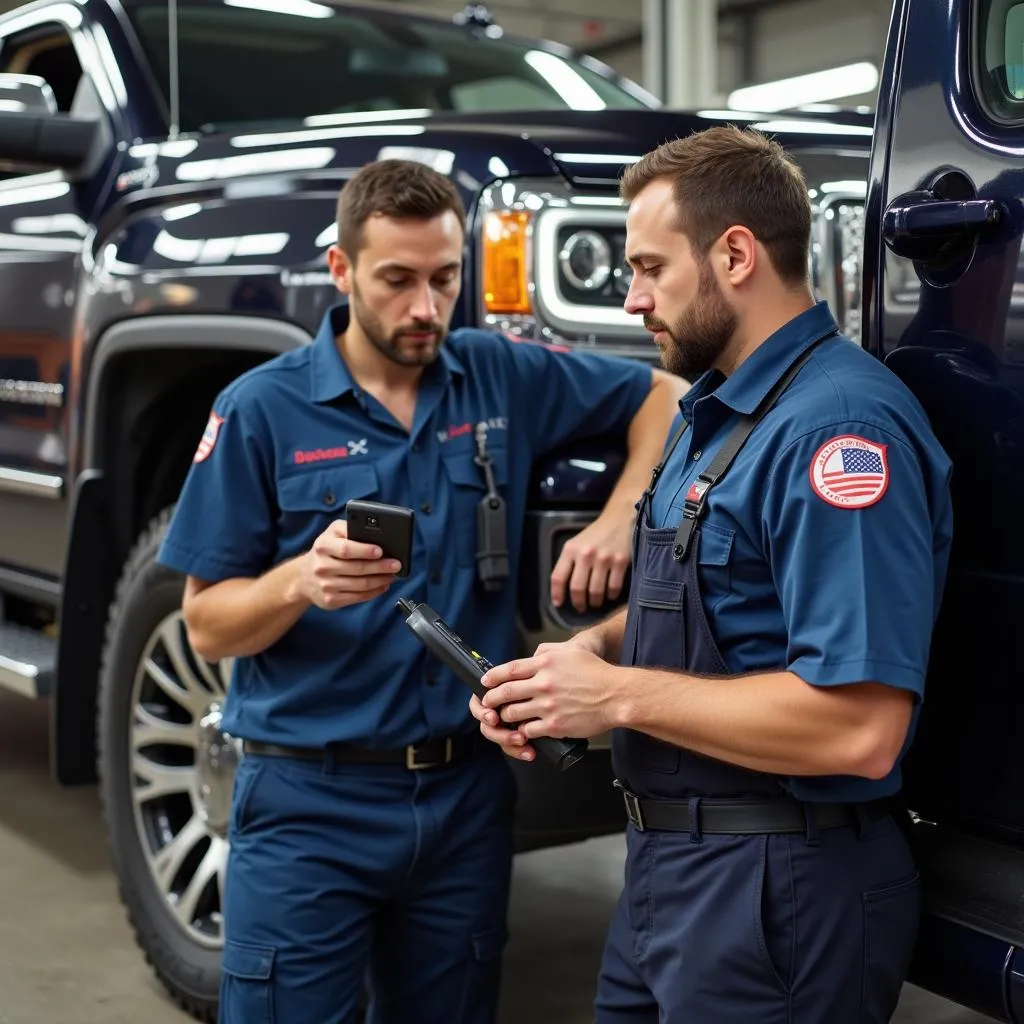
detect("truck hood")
[125,106,873,204]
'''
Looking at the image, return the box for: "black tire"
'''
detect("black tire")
[97,508,223,1022]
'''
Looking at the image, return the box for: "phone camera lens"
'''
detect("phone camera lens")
[367,515,378,527]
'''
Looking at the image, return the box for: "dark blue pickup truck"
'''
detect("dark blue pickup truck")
[0,0,874,1017]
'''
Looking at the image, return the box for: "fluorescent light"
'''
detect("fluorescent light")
[164,203,203,221]
[304,108,430,127]
[570,196,625,207]
[820,180,867,196]
[524,50,606,111]
[752,119,873,137]
[728,62,879,112]
[696,109,764,121]
[377,146,455,175]
[231,125,424,148]
[224,0,334,17]
[176,148,337,181]
[0,182,71,206]
[553,152,641,164]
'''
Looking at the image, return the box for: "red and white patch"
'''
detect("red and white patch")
[809,434,889,508]
[193,411,224,463]
[685,479,710,504]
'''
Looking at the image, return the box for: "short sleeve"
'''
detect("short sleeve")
[157,393,276,582]
[763,424,939,699]
[504,339,651,454]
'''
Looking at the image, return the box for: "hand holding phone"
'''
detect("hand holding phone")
[345,500,415,578]
[295,502,414,611]
[296,513,405,610]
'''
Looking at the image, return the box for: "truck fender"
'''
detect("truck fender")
[53,314,311,784]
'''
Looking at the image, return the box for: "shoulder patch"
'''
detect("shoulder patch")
[809,434,889,509]
[194,411,225,463]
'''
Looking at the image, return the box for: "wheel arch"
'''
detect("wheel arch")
[52,314,311,785]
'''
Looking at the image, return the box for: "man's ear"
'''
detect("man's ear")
[719,226,757,286]
[327,244,354,295]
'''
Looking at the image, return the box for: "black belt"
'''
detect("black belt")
[242,735,481,771]
[614,781,891,835]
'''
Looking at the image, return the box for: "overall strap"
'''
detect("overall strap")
[644,416,690,504]
[672,330,837,563]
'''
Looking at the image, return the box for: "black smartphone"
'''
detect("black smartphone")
[345,500,414,578]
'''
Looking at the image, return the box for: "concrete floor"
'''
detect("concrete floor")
[0,691,995,1024]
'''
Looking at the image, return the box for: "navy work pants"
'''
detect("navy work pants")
[219,749,515,1024]
[595,810,919,1023]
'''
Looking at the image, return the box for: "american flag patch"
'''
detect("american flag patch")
[194,410,224,464]
[809,434,889,508]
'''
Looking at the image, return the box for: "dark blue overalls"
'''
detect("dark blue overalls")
[595,332,926,1023]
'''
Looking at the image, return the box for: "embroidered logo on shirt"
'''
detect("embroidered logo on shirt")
[293,438,369,465]
[193,411,224,463]
[437,417,507,444]
[809,435,889,508]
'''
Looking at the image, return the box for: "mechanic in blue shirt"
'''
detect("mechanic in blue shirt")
[473,127,953,1024]
[157,158,682,1024]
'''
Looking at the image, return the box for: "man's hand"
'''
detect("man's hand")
[296,520,403,610]
[469,635,622,761]
[550,506,634,612]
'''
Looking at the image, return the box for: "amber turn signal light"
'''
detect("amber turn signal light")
[481,210,532,315]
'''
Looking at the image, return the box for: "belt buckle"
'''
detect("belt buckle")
[614,780,645,831]
[405,737,452,771]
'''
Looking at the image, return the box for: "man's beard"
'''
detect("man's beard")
[645,258,738,380]
[350,284,444,368]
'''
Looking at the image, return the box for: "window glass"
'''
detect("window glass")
[124,0,650,133]
[976,0,1024,119]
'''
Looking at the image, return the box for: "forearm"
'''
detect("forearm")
[615,668,913,780]
[183,556,312,661]
[605,369,687,513]
[579,606,628,663]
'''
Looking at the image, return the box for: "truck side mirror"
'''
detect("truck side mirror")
[0,71,102,176]
[0,73,58,115]
[0,109,101,175]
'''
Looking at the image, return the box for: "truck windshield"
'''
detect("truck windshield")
[125,0,653,133]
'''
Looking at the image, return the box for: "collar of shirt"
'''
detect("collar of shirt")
[680,300,840,424]
[309,303,466,404]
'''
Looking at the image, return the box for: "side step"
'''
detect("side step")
[0,622,56,698]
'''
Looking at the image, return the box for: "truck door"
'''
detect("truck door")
[866,0,1024,1016]
[0,12,112,583]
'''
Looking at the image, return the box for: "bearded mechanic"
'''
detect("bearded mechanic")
[472,126,953,1023]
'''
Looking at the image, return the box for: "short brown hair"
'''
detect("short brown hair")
[337,159,466,259]
[620,125,811,285]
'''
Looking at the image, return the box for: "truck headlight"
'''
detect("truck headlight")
[559,230,612,292]
[476,178,647,355]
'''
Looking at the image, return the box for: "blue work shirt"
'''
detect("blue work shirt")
[650,301,953,802]
[158,305,651,748]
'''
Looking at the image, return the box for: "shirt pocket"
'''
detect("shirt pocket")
[695,522,734,614]
[276,463,379,558]
[440,440,509,568]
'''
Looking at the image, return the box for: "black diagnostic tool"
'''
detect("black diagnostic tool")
[395,599,588,772]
